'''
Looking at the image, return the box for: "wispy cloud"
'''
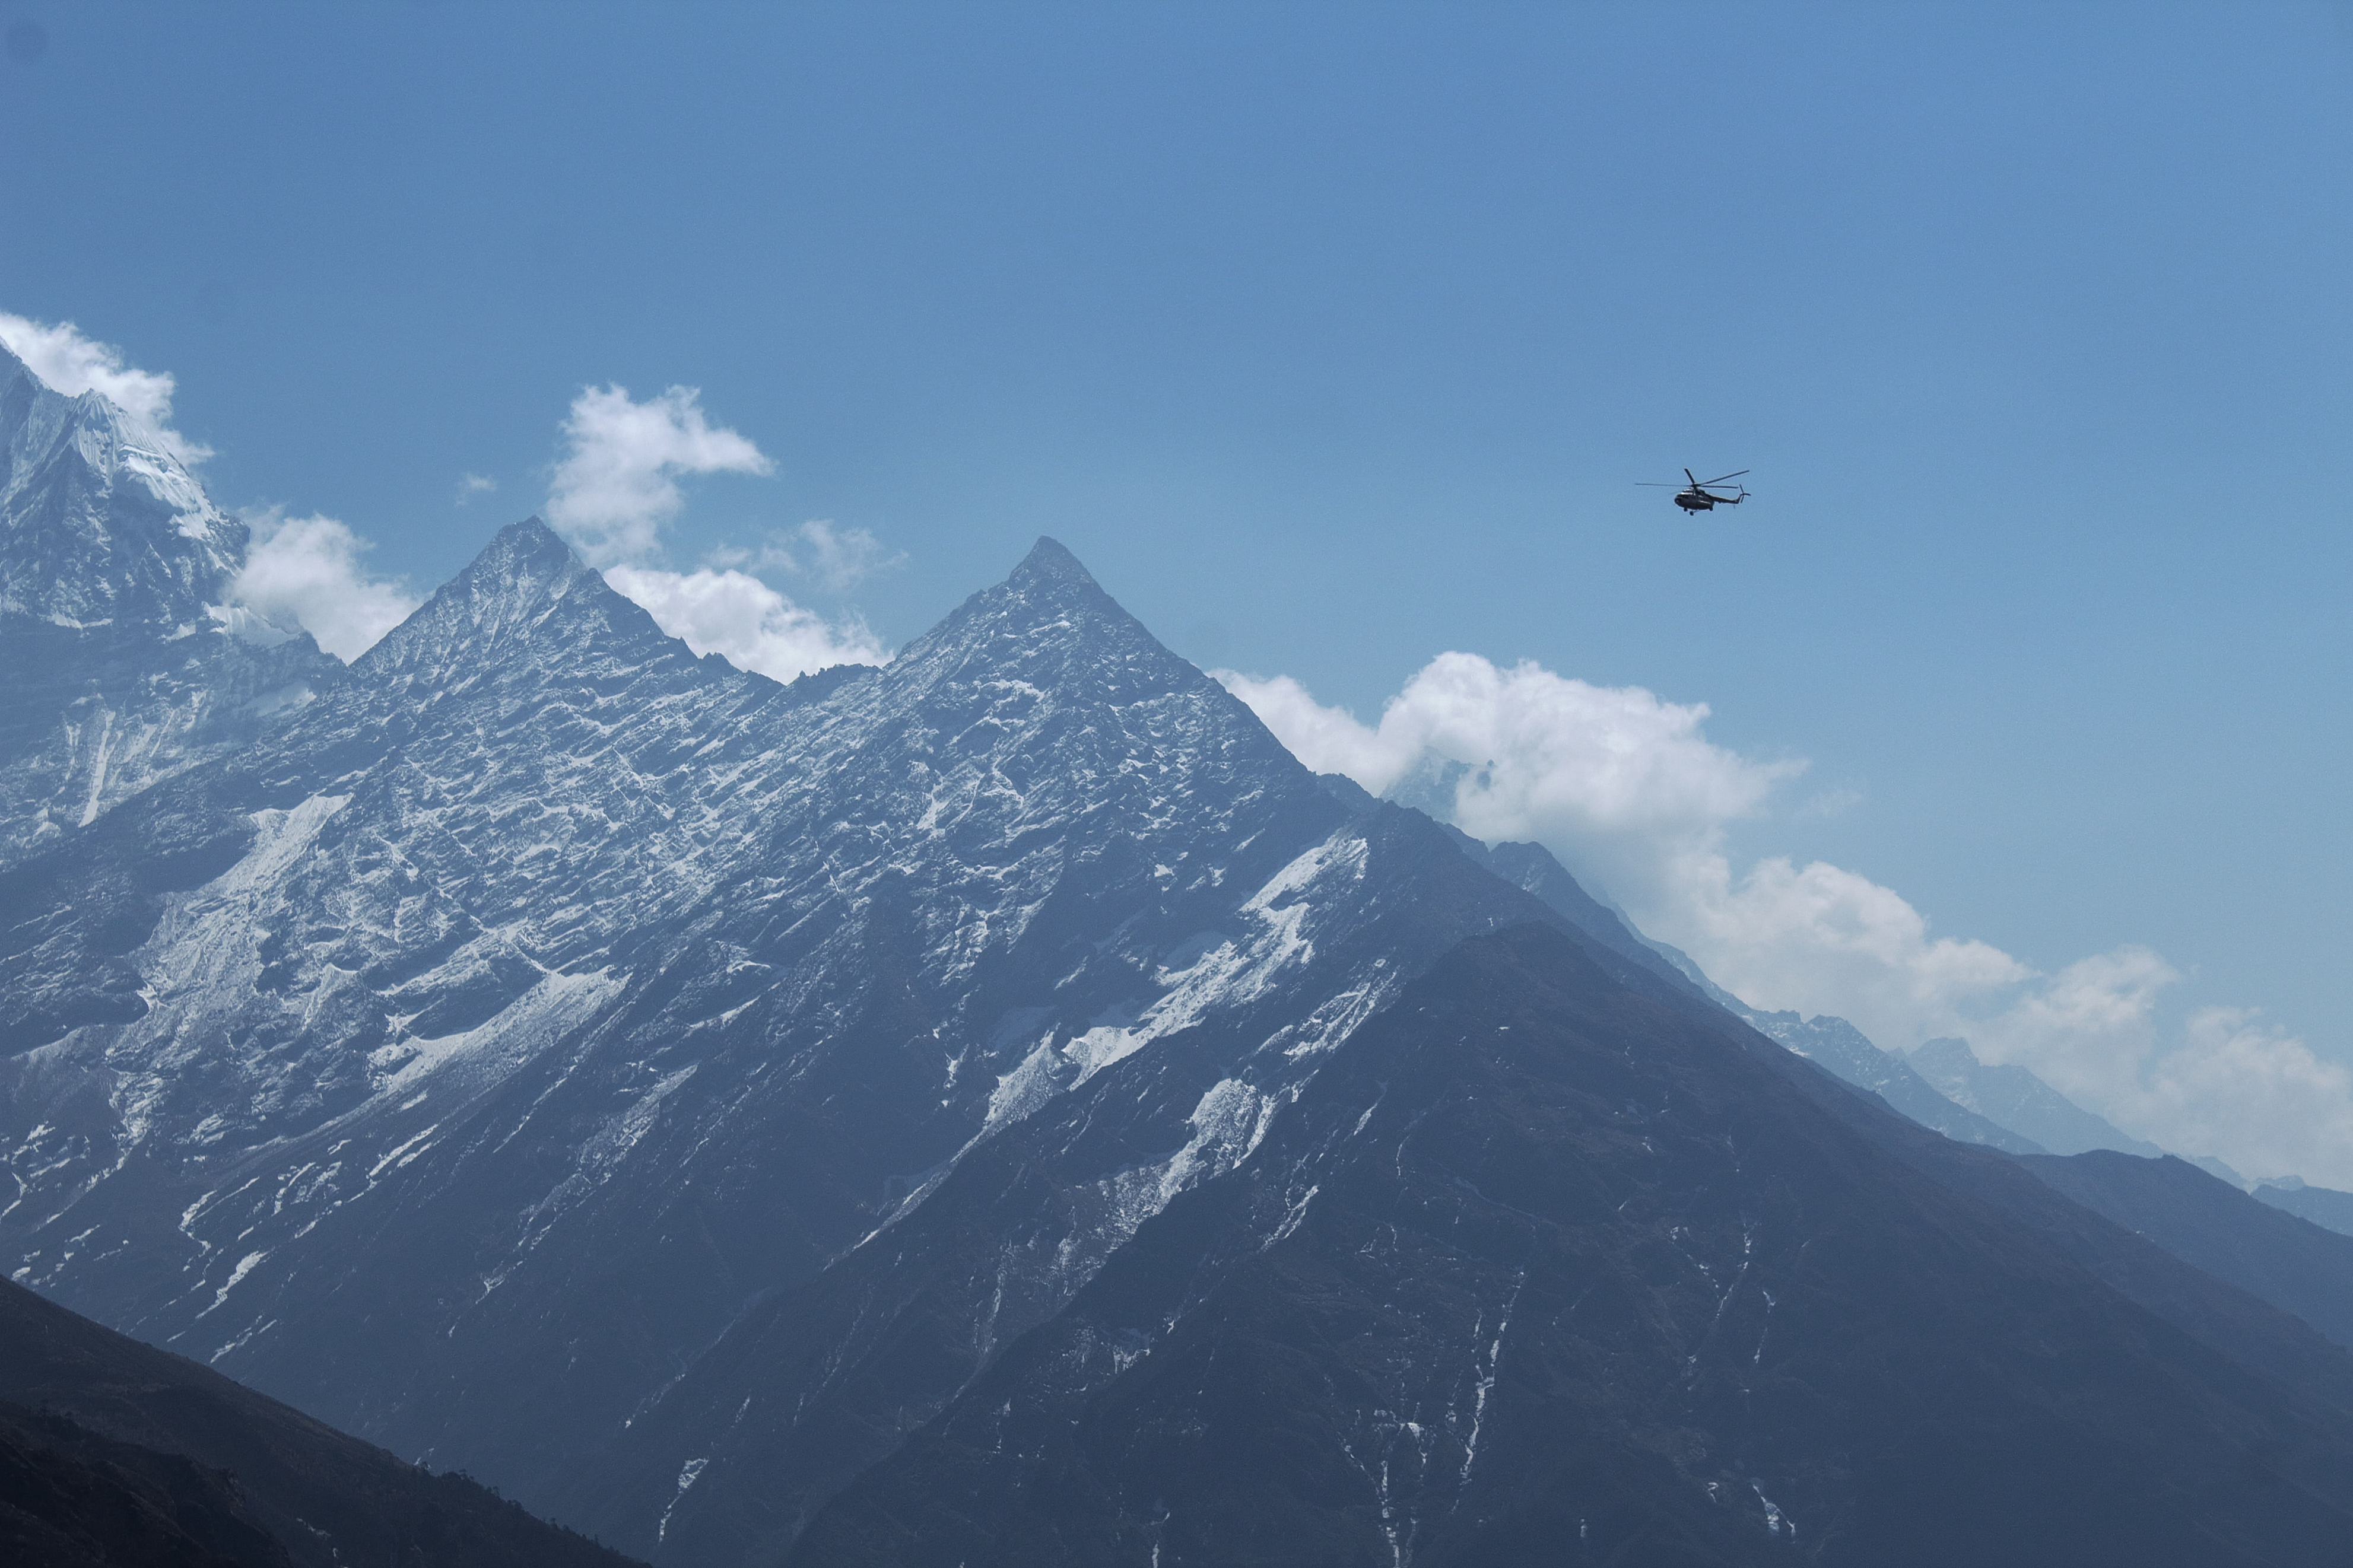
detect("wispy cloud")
[455,473,498,505]
[792,519,906,593]
[1221,656,2353,1187]
[0,311,213,465]
[544,383,771,566]
[231,508,421,661]
[709,520,907,591]
[1796,786,1864,819]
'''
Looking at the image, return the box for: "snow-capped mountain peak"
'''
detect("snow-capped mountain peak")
[0,344,332,863]
[1,340,239,629]
[352,516,703,690]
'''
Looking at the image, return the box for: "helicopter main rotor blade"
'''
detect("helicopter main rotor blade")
[1698,469,1749,486]
[1635,482,1679,486]
[1685,468,1699,486]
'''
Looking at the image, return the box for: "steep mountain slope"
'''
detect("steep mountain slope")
[1460,834,2042,1157]
[1729,1009,2043,1155]
[1581,902,2042,1161]
[0,1275,639,1568]
[1349,791,2085,1187]
[2256,1178,2353,1238]
[792,925,2353,1568]
[1,1401,290,1568]
[554,803,1593,1565]
[0,344,334,864]
[1911,1036,2160,1156]
[2022,1152,2353,1350]
[2,522,1631,1556]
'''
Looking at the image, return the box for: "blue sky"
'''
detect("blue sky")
[3,3,2348,1173]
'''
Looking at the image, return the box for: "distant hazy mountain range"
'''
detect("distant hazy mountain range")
[11,339,2353,1564]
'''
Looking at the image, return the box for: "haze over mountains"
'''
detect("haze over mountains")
[11,339,2353,1564]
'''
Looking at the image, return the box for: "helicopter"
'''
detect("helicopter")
[1638,468,1750,513]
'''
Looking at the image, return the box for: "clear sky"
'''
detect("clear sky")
[2,3,2348,1173]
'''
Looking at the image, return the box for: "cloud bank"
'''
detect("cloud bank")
[604,564,884,683]
[1221,657,2353,1187]
[0,311,214,465]
[231,510,422,661]
[541,382,890,682]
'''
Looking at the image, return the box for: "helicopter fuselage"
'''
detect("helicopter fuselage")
[1644,469,1749,513]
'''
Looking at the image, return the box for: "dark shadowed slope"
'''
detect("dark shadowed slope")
[1459,827,2042,1157]
[0,1277,640,1568]
[1,1402,291,1568]
[794,925,2353,1568]
[2022,1151,2353,1350]
[1,1401,293,1568]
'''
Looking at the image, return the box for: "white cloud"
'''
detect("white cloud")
[1967,947,2180,1107]
[456,473,498,504]
[1222,655,2353,1186]
[1220,659,1999,1049]
[1218,655,1797,909]
[545,383,772,565]
[604,564,884,685]
[540,383,891,682]
[2126,1009,2353,1188]
[1671,853,2032,1045]
[0,311,214,465]
[230,510,421,661]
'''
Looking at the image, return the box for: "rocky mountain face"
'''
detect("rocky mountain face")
[9,399,2353,1565]
[792,926,2353,1567]
[0,345,341,870]
[0,1274,642,1568]
[3,515,1650,1560]
[0,345,336,866]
